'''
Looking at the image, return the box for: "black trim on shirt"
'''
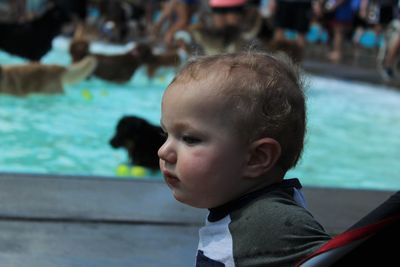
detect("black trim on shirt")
[208,178,302,222]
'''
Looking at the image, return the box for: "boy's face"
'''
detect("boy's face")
[158,79,250,209]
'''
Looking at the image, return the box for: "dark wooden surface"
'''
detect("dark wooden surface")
[0,173,395,266]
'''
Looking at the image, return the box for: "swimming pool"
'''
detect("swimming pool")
[1,37,399,191]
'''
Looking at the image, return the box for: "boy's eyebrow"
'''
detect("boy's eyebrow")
[174,123,206,137]
[159,120,198,132]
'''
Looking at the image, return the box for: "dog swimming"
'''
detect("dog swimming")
[109,115,165,171]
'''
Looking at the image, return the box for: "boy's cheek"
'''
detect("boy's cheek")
[181,158,210,175]
[179,153,217,177]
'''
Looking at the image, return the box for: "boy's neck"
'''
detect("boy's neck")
[246,166,286,194]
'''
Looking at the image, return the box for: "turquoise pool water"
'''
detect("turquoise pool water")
[1,37,399,191]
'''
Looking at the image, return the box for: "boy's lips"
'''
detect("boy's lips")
[162,169,179,185]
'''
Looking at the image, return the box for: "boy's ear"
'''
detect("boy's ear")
[243,138,281,178]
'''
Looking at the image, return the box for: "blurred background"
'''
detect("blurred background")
[1,0,399,191]
[0,1,399,266]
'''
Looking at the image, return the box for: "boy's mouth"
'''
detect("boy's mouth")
[162,169,179,185]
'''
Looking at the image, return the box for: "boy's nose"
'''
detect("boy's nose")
[158,139,177,164]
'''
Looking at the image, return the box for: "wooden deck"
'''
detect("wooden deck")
[0,172,395,266]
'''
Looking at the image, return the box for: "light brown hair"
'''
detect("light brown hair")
[168,51,307,173]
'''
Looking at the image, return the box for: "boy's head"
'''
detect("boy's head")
[158,52,306,208]
[170,52,306,171]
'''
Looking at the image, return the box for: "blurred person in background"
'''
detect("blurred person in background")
[152,0,199,47]
[208,0,247,30]
[271,0,313,50]
[314,0,358,63]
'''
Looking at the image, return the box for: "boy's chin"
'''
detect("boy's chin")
[173,193,205,209]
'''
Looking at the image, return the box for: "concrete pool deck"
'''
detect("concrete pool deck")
[302,41,400,89]
[0,172,396,266]
[303,58,400,89]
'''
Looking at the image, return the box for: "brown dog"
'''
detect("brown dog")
[69,38,186,82]
[69,39,152,83]
[0,56,97,96]
[143,47,185,78]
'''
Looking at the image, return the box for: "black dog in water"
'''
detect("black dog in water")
[0,5,67,61]
[109,115,164,171]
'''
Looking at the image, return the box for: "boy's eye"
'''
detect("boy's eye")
[182,135,201,145]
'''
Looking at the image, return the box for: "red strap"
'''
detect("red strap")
[297,214,400,266]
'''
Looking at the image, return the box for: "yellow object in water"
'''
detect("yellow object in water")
[116,164,148,177]
[116,164,130,176]
[158,75,166,82]
[81,89,93,100]
[131,166,147,177]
